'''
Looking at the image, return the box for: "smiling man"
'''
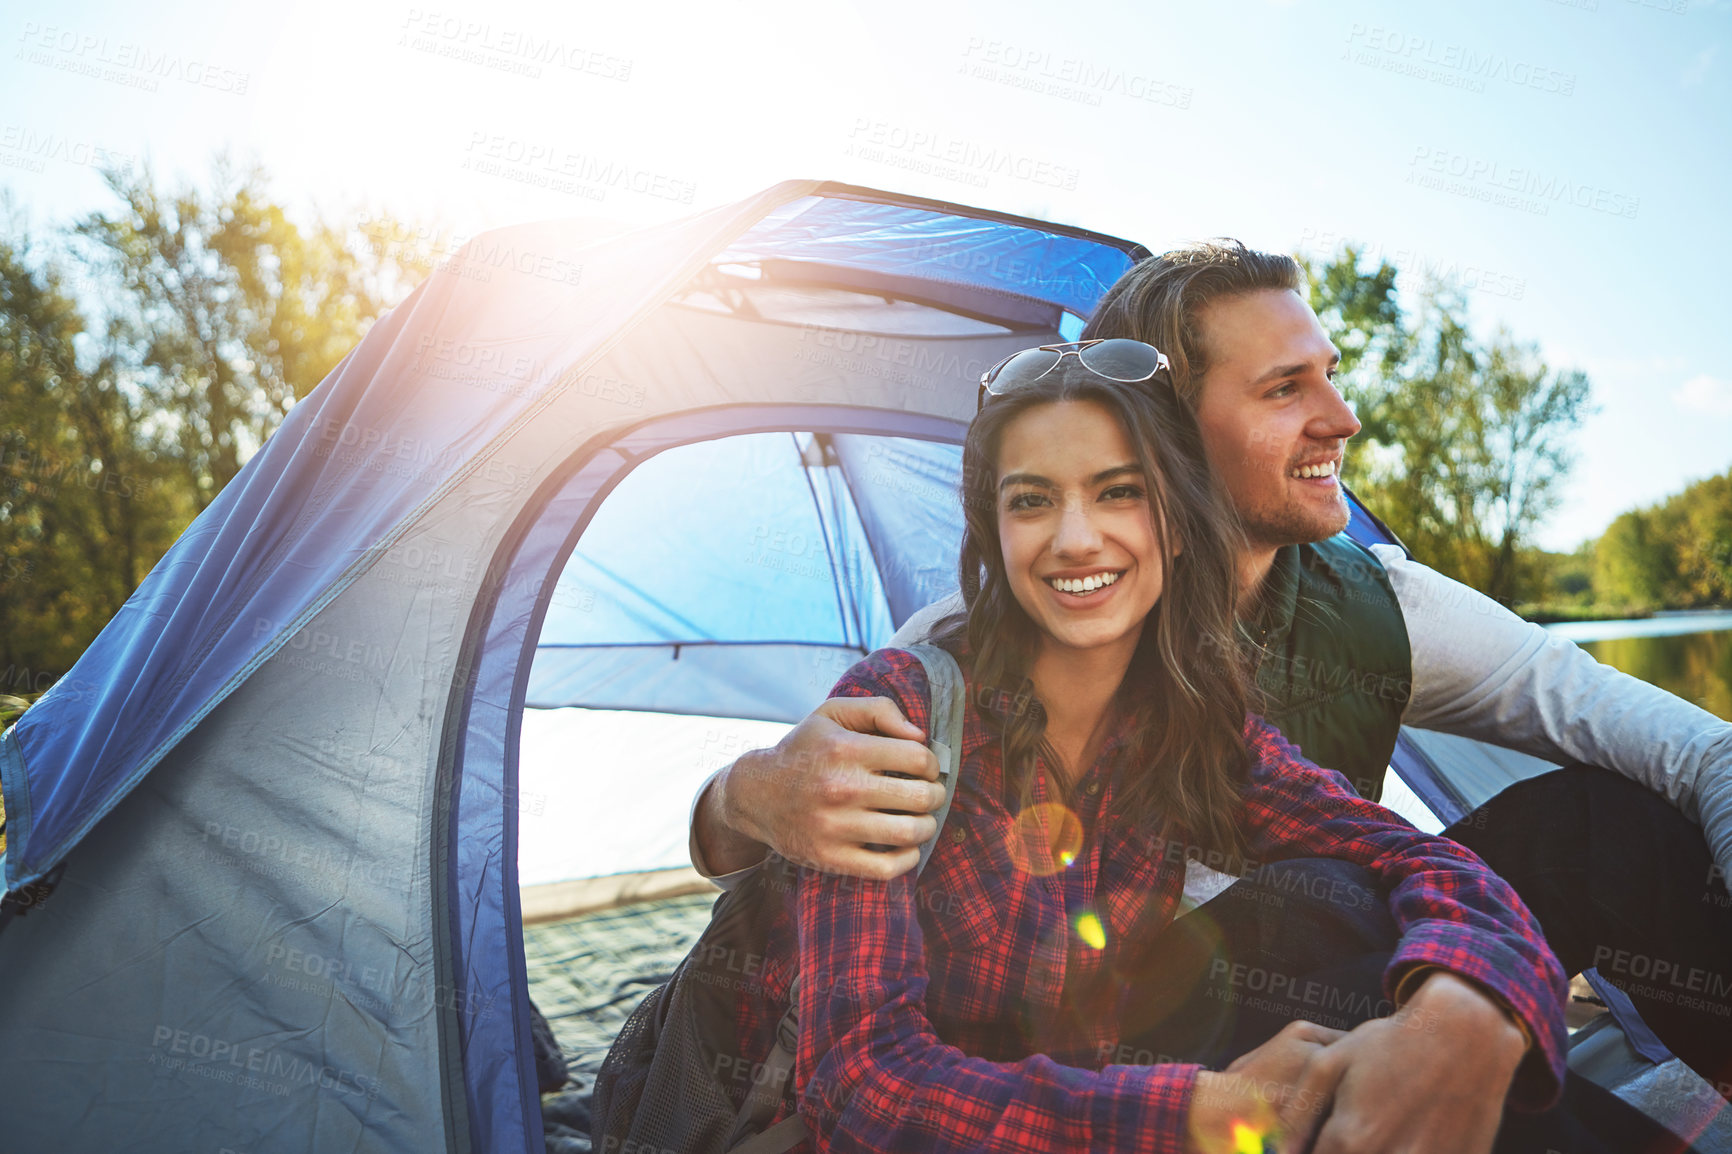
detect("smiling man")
[688,241,1732,1147]
[1187,283,1358,575]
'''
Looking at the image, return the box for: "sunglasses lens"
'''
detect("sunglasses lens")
[978,340,1167,413]
[985,348,1062,395]
[1078,338,1165,382]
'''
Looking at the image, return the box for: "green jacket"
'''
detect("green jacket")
[1249,536,1412,801]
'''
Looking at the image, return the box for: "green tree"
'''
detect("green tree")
[1527,543,1596,610]
[1298,247,1408,482]
[1594,509,1672,609]
[1305,249,1593,604]
[1453,327,1593,600]
[76,160,408,506]
[1,161,421,688]
[0,226,189,686]
[1592,469,1732,610]
[1672,472,1732,605]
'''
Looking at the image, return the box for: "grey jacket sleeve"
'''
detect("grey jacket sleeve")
[686,769,757,891]
[1373,543,1732,886]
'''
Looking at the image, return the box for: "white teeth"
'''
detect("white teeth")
[1048,572,1120,594]
[1292,461,1337,479]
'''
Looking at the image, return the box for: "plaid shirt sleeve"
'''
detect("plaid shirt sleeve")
[1238,716,1570,1109]
[792,650,1202,1154]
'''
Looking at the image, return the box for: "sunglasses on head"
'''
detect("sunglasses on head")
[976,339,1171,412]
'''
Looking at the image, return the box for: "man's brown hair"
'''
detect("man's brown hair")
[1082,239,1303,404]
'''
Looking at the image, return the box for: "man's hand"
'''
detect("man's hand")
[1285,971,1528,1154]
[1187,1020,1345,1154]
[692,696,945,880]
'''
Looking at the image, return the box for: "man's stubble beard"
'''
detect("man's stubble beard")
[1239,488,1352,553]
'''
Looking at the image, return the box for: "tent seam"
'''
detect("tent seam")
[0,730,31,892]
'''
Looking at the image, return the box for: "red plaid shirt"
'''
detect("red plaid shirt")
[745,649,1567,1153]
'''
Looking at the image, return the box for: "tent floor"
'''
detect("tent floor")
[526,890,716,1098]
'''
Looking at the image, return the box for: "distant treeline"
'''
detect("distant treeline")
[1527,470,1732,617]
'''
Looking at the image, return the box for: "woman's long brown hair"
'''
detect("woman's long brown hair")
[930,364,1251,862]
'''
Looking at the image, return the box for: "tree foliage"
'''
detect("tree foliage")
[1303,249,1593,605]
[1594,471,1732,610]
[0,226,190,688]
[76,161,408,504]
[1,162,415,689]
[1300,246,1407,466]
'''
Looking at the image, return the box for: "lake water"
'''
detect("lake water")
[1545,614,1732,721]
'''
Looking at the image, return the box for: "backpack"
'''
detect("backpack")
[589,644,967,1154]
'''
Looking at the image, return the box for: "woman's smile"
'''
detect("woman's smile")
[1042,569,1124,598]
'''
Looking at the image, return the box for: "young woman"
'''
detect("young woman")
[750,342,1566,1153]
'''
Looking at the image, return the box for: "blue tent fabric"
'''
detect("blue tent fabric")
[713,193,1137,318]
[832,435,966,626]
[539,433,891,649]
[0,185,835,1154]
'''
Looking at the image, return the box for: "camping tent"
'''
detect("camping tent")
[0,179,1581,1152]
[0,180,1149,1152]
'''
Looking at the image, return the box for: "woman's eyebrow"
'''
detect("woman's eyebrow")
[999,464,1143,491]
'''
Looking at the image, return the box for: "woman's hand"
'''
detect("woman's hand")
[1186,1019,1345,1154]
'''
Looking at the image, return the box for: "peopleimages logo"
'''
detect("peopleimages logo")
[1344,25,1576,95]
[16,22,250,94]
[0,125,137,173]
[149,1026,382,1100]
[398,9,634,81]
[1592,946,1732,1002]
[845,120,1081,192]
[461,132,696,204]
[956,37,1193,110]
[1407,147,1640,219]
[1295,228,1527,302]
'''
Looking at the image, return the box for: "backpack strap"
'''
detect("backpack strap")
[724,644,967,1154]
[904,643,966,879]
[729,974,805,1150]
[727,1113,812,1154]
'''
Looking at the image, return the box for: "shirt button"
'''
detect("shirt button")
[1085,781,1100,796]
[950,827,967,843]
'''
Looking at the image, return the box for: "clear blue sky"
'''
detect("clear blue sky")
[2,0,1727,548]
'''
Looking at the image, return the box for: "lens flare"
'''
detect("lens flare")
[1011,802,1084,877]
[1231,1120,1268,1154]
[1073,909,1106,950]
